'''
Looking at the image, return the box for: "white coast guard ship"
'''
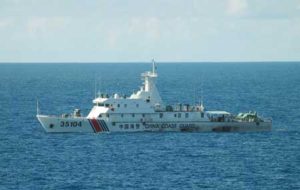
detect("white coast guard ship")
[37,61,272,133]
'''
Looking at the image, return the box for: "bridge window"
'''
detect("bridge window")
[98,114,102,117]
[185,113,189,118]
[105,104,109,107]
[159,113,163,118]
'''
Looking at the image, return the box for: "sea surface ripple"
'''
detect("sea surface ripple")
[0,63,299,189]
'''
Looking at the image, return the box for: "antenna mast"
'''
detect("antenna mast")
[36,98,40,115]
[98,76,102,97]
[94,76,97,99]
[152,59,156,74]
[200,75,205,111]
[200,77,203,105]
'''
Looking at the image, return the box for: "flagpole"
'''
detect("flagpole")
[36,98,40,115]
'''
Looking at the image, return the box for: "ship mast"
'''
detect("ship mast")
[130,59,163,105]
[36,99,40,115]
[152,59,156,74]
[200,79,205,111]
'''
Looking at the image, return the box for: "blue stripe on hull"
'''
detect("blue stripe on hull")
[100,120,109,132]
[96,119,105,132]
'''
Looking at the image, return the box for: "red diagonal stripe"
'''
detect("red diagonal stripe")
[91,119,102,132]
[88,119,96,133]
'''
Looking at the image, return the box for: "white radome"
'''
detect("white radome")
[37,60,272,133]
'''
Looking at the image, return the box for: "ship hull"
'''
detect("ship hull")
[37,115,271,133]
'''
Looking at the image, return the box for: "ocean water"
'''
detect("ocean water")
[0,63,299,189]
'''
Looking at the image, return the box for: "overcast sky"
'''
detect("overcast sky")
[0,0,300,62]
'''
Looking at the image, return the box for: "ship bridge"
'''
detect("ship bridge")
[88,60,163,118]
[130,59,163,106]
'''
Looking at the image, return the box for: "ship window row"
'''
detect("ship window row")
[119,123,140,129]
[95,103,110,107]
[100,113,139,118]
[99,113,109,117]
[99,113,197,119]
[173,113,188,118]
[95,103,139,108]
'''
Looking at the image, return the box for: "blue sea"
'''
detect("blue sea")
[0,63,299,189]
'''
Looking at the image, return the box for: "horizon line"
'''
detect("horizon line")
[0,61,300,64]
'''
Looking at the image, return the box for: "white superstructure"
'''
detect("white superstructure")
[37,60,272,133]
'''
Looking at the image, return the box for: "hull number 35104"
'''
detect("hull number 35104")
[60,121,82,127]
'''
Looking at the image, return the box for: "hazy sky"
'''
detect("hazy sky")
[1,0,300,62]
